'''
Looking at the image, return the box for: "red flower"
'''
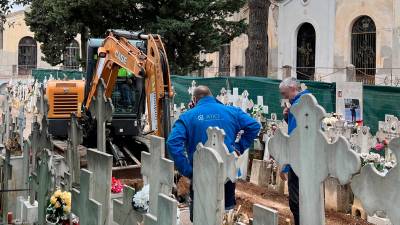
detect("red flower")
[111,177,123,193]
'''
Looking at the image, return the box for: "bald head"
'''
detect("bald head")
[193,85,212,103]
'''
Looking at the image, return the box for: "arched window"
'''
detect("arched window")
[18,36,37,75]
[63,40,80,70]
[296,23,316,80]
[351,16,376,84]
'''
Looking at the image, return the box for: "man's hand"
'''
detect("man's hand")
[280,171,288,181]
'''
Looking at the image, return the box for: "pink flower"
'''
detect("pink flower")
[111,177,123,193]
[375,143,385,151]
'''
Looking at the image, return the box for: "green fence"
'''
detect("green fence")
[32,69,85,82]
[171,75,400,134]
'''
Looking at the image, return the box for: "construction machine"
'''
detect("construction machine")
[46,30,173,168]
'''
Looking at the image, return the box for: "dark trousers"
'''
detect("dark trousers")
[288,168,300,225]
[189,181,236,222]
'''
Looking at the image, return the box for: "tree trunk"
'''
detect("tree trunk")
[80,26,89,71]
[245,0,270,77]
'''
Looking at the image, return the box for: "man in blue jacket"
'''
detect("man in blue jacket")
[279,77,310,225]
[167,85,260,220]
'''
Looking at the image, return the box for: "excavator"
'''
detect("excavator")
[45,30,173,167]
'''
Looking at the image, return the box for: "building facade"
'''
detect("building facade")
[202,0,400,85]
[0,10,81,78]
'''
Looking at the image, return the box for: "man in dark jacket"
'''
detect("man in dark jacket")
[279,77,310,225]
[167,85,260,220]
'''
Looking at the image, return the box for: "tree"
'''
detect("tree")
[23,0,247,74]
[246,0,270,76]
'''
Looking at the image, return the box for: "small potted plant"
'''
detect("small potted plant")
[46,190,72,225]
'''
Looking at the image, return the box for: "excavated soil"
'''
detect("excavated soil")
[236,181,372,225]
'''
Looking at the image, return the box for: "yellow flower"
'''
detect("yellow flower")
[55,201,61,209]
[54,190,62,198]
[50,196,57,205]
[62,192,72,207]
[64,205,71,214]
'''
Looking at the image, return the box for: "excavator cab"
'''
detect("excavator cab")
[85,38,147,137]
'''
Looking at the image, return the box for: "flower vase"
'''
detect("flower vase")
[46,215,59,225]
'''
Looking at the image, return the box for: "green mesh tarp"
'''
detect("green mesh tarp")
[32,69,85,82]
[171,75,400,134]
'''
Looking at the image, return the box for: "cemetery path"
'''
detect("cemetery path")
[236,182,372,225]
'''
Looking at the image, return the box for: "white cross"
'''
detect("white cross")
[352,137,400,223]
[268,94,361,225]
[141,136,174,215]
[113,185,143,225]
[143,194,177,225]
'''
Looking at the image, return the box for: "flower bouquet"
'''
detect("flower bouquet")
[46,190,71,225]
[111,177,123,193]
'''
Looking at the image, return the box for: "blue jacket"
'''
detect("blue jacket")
[283,90,311,173]
[167,96,261,178]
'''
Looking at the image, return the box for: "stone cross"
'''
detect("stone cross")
[4,96,10,143]
[87,149,113,225]
[113,185,143,225]
[188,80,197,97]
[351,137,400,222]
[22,141,30,199]
[67,113,83,186]
[193,136,225,225]
[0,113,5,144]
[143,194,178,225]
[37,85,48,118]
[29,149,53,224]
[268,94,361,225]
[256,96,268,114]
[29,116,53,170]
[89,79,114,153]
[17,106,26,147]
[141,136,174,215]
[240,90,254,113]
[1,149,11,225]
[204,127,237,182]
[350,126,376,154]
[72,169,102,225]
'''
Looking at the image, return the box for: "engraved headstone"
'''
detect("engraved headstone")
[67,113,83,185]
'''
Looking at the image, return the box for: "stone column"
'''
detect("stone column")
[282,65,292,79]
[346,64,356,82]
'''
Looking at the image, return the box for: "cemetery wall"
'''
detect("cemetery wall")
[171,75,400,133]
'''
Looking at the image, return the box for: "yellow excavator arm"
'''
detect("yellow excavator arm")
[85,30,173,137]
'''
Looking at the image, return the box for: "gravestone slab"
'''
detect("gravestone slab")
[113,185,143,225]
[324,177,352,213]
[89,79,114,153]
[143,194,177,225]
[193,141,224,225]
[204,127,237,182]
[268,94,361,225]
[141,136,174,215]
[253,204,278,225]
[250,159,271,187]
[351,137,400,223]
[72,169,102,225]
[29,116,53,170]
[350,126,376,154]
[87,149,113,225]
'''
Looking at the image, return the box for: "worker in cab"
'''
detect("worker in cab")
[117,67,134,109]
[167,85,261,221]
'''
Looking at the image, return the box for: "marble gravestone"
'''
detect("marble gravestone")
[141,136,174,215]
[193,135,225,225]
[252,204,278,225]
[268,94,361,225]
[351,137,400,223]
[113,185,142,225]
[89,79,114,153]
[72,169,102,225]
[143,194,178,225]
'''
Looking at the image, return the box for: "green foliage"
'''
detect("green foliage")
[23,0,247,73]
